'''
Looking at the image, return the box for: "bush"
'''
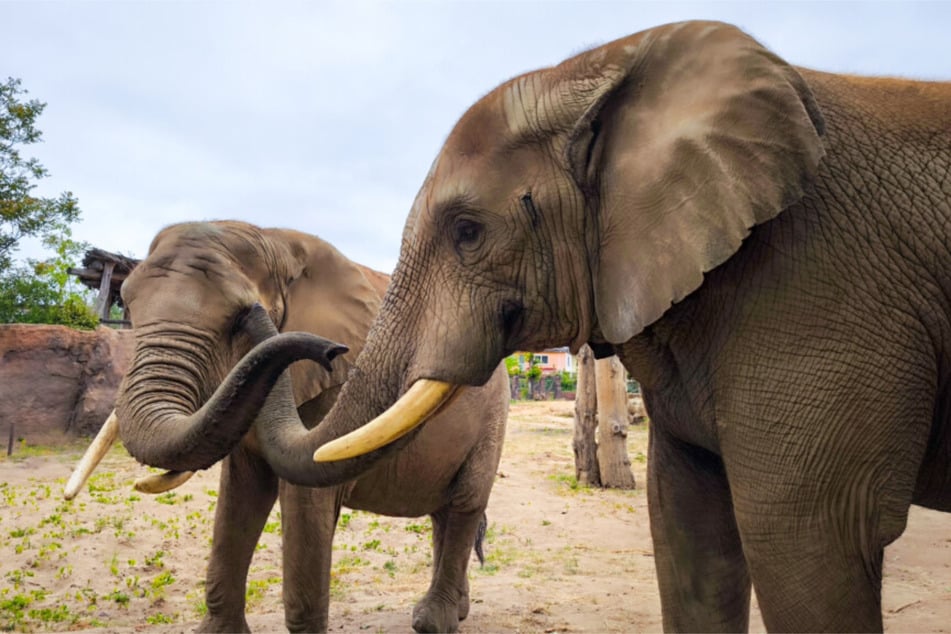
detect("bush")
[0,233,97,329]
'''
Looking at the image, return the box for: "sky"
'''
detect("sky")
[3,1,949,273]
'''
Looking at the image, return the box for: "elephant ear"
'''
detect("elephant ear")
[559,21,825,343]
[266,229,386,405]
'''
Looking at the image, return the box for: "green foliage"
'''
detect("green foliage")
[526,353,542,381]
[559,369,577,392]
[504,355,520,376]
[1,77,81,271]
[0,78,94,327]
[0,247,98,328]
[146,612,175,625]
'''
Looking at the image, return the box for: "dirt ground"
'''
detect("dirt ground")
[1,401,949,632]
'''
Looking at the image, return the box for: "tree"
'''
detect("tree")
[572,346,636,489]
[594,355,636,489]
[1,77,80,271]
[0,77,94,328]
[572,345,601,486]
[526,353,543,399]
[504,355,522,399]
[0,228,97,328]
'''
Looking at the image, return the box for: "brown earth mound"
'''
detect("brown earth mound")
[0,325,133,443]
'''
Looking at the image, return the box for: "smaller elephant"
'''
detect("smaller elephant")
[68,221,509,633]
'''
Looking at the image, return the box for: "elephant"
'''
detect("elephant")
[92,20,951,631]
[67,220,509,633]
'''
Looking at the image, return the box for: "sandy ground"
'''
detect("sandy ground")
[1,401,949,632]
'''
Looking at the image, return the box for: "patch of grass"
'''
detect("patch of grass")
[244,576,280,609]
[404,519,432,535]
[0,592,32,629]
[145,550,166,569]
[0,440,58,462]
[3,571,30,592]
[262,521,281,535]
[27,604,72,624]
[151,571,175,590]
[154,492,178,505]
[547,473,589,494]
[146,612,175,624]
[334,554,370,574]
[105,589,130,605]
[8,527,33,539]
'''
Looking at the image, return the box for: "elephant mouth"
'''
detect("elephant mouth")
[499,299,525,351]
[312,295,526,464]
[315,301,520,464]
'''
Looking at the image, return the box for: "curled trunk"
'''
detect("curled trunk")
[117,304,346,472]
[253,338,408,486]
[249,278,436,487]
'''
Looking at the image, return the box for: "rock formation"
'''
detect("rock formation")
[0,325,133,444]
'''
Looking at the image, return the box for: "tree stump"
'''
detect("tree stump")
[595,355,636,489]
[572,345,601,487]
[510,374,521,400]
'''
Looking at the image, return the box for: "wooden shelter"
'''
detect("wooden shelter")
[68,248,139,326]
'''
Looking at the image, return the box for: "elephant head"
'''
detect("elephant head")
[119,21,825,484]
[67,220,395,491]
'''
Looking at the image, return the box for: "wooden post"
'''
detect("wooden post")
[94,261,116,319]
[7,424,14,456]
[595,355,636,489]
[572,345,601,487]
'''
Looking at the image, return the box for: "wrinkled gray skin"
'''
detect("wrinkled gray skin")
[115,220,508,633]
[120,21,951,631]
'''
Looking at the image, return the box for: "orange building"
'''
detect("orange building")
[509,347,574,373]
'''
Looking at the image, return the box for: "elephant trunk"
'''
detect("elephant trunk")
[116,304,346,472]
[253,330,414,486]
[251,270,459,487]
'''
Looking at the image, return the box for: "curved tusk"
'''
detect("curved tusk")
[64,410,119,500]
[134,470,196,494]
[314,379,457,462]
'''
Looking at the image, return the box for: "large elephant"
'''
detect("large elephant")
[68,220,509,633]
[98,21,950,631]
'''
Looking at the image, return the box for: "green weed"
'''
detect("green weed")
[146,612,175,624]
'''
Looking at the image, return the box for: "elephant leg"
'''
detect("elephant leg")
[412,507,483,634]
[733,450,917,631]
[648,426,751,632]
[199,446,278,633]
[740,522,885,631]
[279,481,343,633]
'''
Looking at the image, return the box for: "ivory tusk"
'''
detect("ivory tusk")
[314,379,457,462]
[64,410,119,500]
[134,470,196,494]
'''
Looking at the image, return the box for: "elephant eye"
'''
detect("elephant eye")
[452,218,484,253]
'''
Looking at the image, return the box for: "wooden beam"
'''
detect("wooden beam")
[95,262,116,319]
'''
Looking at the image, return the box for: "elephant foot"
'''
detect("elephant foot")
[285,613,328,634]
[195,613,250,634]
[412,591,469,633]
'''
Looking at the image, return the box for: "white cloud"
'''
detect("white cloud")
[3,0,949,273]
